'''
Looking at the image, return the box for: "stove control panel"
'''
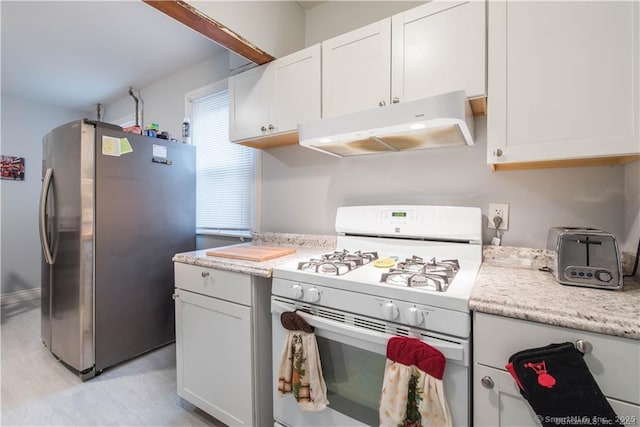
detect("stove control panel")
[272,278,471,339]
[379,209,421,225]
[335,205,482,242]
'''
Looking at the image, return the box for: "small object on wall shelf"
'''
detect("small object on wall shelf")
[0,156,25,180]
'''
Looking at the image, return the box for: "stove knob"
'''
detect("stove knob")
[406,307,424,326]
[382,302,399,320]
[306,287,321,303]
[291,284,304,300]
[595,270,613,282]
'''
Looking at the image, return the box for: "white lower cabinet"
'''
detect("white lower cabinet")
[473,312,640,427]
[174,263,272,426]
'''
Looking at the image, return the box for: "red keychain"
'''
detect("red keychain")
[524,361,556,388]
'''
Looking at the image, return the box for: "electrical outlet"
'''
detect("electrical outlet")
[488,203,509,230]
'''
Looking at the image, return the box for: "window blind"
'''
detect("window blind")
[192,89,254,235]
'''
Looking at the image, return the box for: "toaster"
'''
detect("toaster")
[546,227,623,290]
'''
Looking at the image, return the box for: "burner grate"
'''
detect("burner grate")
[297,249,378,276]
[381,256,460,292]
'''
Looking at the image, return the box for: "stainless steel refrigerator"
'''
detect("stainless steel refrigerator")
[39,119,195,380]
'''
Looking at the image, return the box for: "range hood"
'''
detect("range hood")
[298,90,474,157]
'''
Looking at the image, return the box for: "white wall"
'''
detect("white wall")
[188,0,306,59]
[103,1,635,254]
[104,52,231,138]
[0,95,85,294]
[257,2,631,250]
[261,118,627,249]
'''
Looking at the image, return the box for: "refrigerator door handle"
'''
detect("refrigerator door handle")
[39,167,54,265]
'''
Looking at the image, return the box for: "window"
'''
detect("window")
[187,81,257,238]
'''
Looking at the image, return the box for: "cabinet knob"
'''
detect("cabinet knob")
[261,126,267,132]
[493,149,503,157]
[575,339,593,354]
[268,124,275,131]
[171,293,179,300]
[378,100,386,107]
[201,271,210,278]
[392,97,400,104]
[481,376,495,389]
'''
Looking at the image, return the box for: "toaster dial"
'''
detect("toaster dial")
[564,266,613,283]
[595,270,613,282]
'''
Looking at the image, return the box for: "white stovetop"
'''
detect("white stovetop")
[272,235,482,313]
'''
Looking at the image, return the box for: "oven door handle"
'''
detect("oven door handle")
[272,300,466,363]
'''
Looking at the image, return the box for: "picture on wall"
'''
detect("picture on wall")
[0,156,25,180]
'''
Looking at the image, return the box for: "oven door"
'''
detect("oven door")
[271,297,470,427]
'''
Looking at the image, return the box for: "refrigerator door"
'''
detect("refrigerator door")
[93,125,195,371]
[41,119,96,374]
[40,149,54,349]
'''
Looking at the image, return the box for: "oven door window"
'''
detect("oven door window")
[316,335,386,426]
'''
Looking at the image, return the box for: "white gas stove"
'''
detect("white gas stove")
[271,205,481,426]
[271,206,482,427]
[272,205,482,339]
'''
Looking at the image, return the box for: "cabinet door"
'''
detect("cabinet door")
[474,364,539,427]
[474,364,640,427]
[229,64,268,142]
[392,0,486,103]
[175,289,253,426]
[322,18,391,118]
[268,44,321,134]
[487,1,640,166]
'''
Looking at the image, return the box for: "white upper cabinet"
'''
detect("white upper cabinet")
[322,1,486,119]
[229,44,321,146]
[269,45,321,135]
[392,0,486,104]
[229,64,268,143]
[487,1,640,170]
[322,19,392,118]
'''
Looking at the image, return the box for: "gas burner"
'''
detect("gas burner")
[297,250,378,276]
[380,256,460,291]
[298,260,355,276]
[324,249,378,265]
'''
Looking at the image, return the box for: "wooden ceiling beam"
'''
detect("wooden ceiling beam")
[142,0,275,65]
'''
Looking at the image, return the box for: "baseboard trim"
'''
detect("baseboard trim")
[0,288,41,306]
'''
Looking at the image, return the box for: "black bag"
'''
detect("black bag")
[506,342,621,427]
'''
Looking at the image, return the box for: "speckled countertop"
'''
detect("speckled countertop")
[171,232,336,278]
[174,235,640,340]
[471,246,640,340]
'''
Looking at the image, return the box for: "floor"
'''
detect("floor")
[0,299,224,426]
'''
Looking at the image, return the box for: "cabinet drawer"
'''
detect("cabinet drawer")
[174,263,252,306]
[474,312,640,405]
